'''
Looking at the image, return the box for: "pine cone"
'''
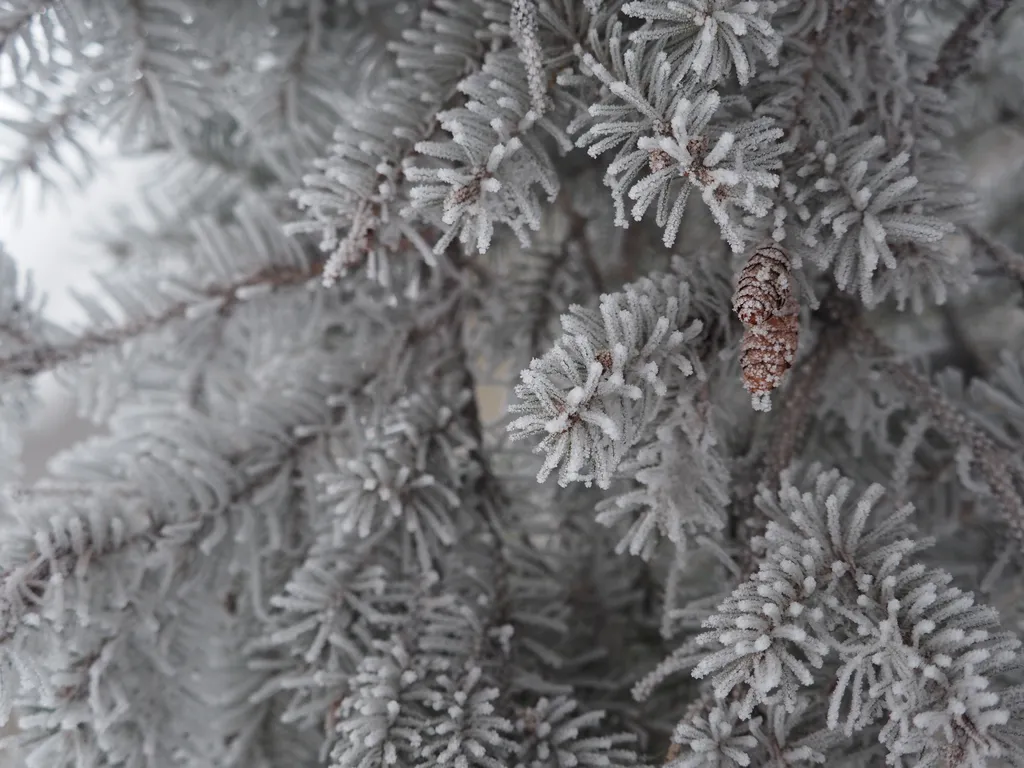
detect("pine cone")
[740,310,799,412]
[732,243,792,327]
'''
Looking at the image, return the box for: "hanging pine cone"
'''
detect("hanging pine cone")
[740,308,799,412]
[732,243,792,327]
[732,244,800,410]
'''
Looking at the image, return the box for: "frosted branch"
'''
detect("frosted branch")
[852,325,1024,541]
[927,0,1013,89]
[965,224,1024,292]
[0,261,321,379]
[508,269,704,488]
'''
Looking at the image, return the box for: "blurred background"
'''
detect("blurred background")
[0,134,156,762]
[0,144,154,482]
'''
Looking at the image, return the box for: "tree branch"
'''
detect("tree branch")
[965,223,1024,293]
[0,260,322,379]
[851,324,1024,542]
[0,297,467,642]
[927,0,1012,89]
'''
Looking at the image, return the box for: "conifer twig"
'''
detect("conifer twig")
[927,0,1012,88]
[0,260,323,379]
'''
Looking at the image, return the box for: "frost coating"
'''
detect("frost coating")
[508,270,703,488]
[0,2,1022,767]
[687,466,1020,765]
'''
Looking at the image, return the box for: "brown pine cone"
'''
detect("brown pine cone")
[740,310,799,411]
[732,243,793,327]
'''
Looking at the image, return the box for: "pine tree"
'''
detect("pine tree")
[2,0,1024,766]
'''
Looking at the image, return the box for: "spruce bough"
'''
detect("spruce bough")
[1,1,1024,766]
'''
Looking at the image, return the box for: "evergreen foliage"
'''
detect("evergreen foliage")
[1,0,1024,766]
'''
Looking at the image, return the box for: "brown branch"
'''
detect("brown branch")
[927,0,1012,89]
[0,260,322,379]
